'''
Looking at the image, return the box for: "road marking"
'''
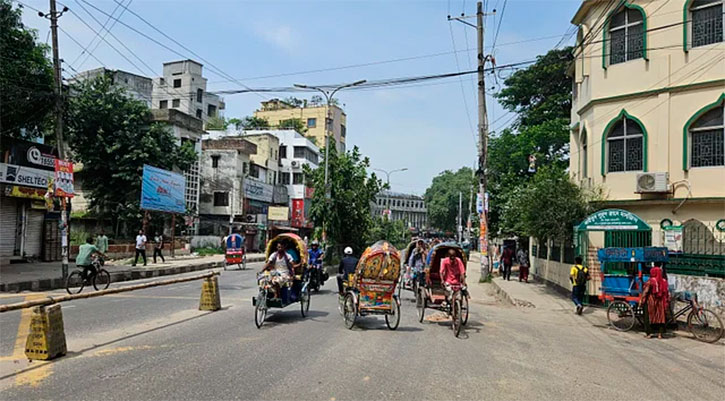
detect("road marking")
[11,294,44,359]
[14,362,52,387]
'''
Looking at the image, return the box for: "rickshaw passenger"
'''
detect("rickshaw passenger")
[440,249,466,300]
[263,243,299,298]
[407,240,427,284]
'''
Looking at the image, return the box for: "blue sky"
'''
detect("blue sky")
[19,0,581,194]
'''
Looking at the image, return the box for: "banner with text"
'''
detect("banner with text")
[140,165,186,214]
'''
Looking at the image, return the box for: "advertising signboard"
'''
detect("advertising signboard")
[2,138,57,171]
[0,163,54,188]
[243,180,273,203]
[663,226,683,252]
[268,206,289,221]
[291,199,304,227]
[140,165,186,214]
[54,159,74,198]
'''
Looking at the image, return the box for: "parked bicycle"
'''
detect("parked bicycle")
[65,255,111,294]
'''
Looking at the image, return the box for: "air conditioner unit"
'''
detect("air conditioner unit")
[245,214,257,223]
[636,172,669,193]
[291,161,300,168]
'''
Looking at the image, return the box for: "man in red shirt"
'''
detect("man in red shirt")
[439,249,466,298]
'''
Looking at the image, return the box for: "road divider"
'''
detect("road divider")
[0,271,221,361]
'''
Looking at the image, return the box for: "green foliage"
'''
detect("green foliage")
[64,75,197,230]
[303,146,385,254]
[0,0,55,139]
[367,218,411,250]
[278,118,306,133]
[70,230,91,246]
[424,167,476,233]
[195,247,223,256]
[506,166,592,243]
[228,116,269,130]
[205,115,228,130]
[283,97,304,107]
[495,47,573,128]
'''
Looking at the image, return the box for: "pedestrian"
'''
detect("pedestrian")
[569,256,589,315]
[501,245,514,281]
[132,229,147,266]
[153,232,165,263]
[96,229,109,255]
[517,247,530,283]
[639,265,670,339]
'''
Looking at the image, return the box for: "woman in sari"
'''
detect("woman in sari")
[639,266,669,339]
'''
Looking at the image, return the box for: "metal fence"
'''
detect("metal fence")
[663,221,725,277]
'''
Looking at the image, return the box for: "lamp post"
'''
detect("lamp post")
[372,167,408,220]
[293,80,366,241]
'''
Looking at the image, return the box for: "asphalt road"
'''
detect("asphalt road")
[0,261,723,401]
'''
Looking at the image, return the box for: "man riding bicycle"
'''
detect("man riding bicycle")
[76,237,107,280]
[439,248,466,305]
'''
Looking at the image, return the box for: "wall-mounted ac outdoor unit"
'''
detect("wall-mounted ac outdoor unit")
[635,172,669,193]
[291,160,300,168]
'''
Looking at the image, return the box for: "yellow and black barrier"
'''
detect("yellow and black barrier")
[25,304,67,360]
[199,276,221,311]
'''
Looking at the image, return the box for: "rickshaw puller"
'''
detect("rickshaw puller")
[337,247,357,293]
[439,249,466,303]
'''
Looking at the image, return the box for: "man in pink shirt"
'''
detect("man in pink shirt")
[439,249,466,297]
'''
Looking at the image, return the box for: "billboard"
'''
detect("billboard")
[140,164,186,214]
[243,180,273,203]
[268,206,289,221]
[54,159,74,198]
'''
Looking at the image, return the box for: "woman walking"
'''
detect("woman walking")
[639,266,669,339]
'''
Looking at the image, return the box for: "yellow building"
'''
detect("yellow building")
[569,0,725,247]
[253,99,347,152]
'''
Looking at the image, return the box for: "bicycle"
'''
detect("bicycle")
[65,255,111,294]
[443,284,468,338]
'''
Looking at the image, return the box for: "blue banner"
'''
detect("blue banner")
[140,164,186,214]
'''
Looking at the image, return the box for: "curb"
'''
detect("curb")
[0,256,266,293]
[490,279,516,306]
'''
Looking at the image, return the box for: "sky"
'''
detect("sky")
[18,0,582,194]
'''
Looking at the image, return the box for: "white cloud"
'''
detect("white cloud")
[253,24,298,55]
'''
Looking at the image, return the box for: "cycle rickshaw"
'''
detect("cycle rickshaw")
[340,240,401,330]
[398,240,426,299]
[223,232,246,270]
[252,233,311,328]
[415,242,469,337]
[600,246,723,343]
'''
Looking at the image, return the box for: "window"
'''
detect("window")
[691,0,724,48]
[341,124,346,138]
[279,146,287,159]
[293,173,303,185]
[159,78,165,86]
[279,172,291,185]
[211,155,220,168]
[197,88,203,103]
[243,162,249,175]
[689,101,724,167]
[213,192,229,206]
[307,149,318,164]
[606,115,644,173]
[173,79,182,88]
[294,146,305,159]
[196,109,202,119]
[608,7,644,65]
[307,118,317,128]
[159,100,168,109]
[208,104,217,118]
[581,130,588,178]
[249,164,260,178]
[172,99,180,108]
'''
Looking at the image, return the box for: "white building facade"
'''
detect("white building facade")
[152,60,225,125]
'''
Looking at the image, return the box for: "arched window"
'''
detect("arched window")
[581,129,588,178]
[608,6,645,65]
[687,0,724,49]
[606,114,644,173]
[689,100,724,167]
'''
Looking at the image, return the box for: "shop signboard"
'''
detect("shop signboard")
[140,164,186,214]
[54,159,74,198]
[5,185,46,200]
[0,163,53,188]
[243,180,273,203]
[2,138,57,171]
[577,209,650,231]
[291,199,304,227]
[268,206,289,221]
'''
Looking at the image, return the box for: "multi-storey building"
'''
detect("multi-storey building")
[372,191,428,231]
[69,68,153,106]
[151,60,225,126]
[253,98,347,152]
[569,0,724,243]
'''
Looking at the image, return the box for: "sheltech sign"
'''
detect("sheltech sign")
[0,163,54,189]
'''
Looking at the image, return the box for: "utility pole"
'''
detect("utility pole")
[449,1,493,277]
[457,191,462,243]
[40,0,70,278]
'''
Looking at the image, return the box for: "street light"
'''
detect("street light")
[372,167,408,221]
[293,80,367,241]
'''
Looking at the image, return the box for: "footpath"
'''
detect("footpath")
[0,253,266,292]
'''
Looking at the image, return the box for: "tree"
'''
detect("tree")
[239,116,269,129]
[205,115,228,130]
[0,0,55,139]
[309,95,323,106]
[495,47,573,128]
[367,218,411,250]
[424,167,476,233]
[65,76,196,232]
[283,97,304,107]
[278,118,306,133]
[303,146,385,254]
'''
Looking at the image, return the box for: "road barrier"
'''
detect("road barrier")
[1,271,221,361]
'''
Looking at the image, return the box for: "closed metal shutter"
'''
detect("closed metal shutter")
[24,209,45,258]
[0,198,18,257]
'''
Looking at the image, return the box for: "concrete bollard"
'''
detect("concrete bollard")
[199,276,221,311]
[25,304,67,361]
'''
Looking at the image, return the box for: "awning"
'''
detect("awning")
[269,225,299,232]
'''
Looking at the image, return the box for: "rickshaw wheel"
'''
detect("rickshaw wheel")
[607,300,635,331]
[241,255,247,270]
[300,286,311,317]
[254,290,267,329]
[343,293,357,330]
[416,289,426,323]
[461,295,469,326]
[385,298,401,330]
[452,298,463,337]
[687,308,724,343]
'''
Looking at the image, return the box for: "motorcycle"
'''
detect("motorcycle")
[308,261,328,292]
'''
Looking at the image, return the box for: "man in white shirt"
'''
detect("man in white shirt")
[262,243,299,298]
[132,229,147,266]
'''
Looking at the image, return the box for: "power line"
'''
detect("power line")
[68,0,126,69]
[490,0,506,51]
[75,0,133,70]
[448,11,477,146]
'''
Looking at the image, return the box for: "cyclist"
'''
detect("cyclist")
[439,248,466,307]
[77,237,107,280]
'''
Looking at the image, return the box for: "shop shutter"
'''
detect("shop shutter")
[0,199,18,257]
[23,209,45,258]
